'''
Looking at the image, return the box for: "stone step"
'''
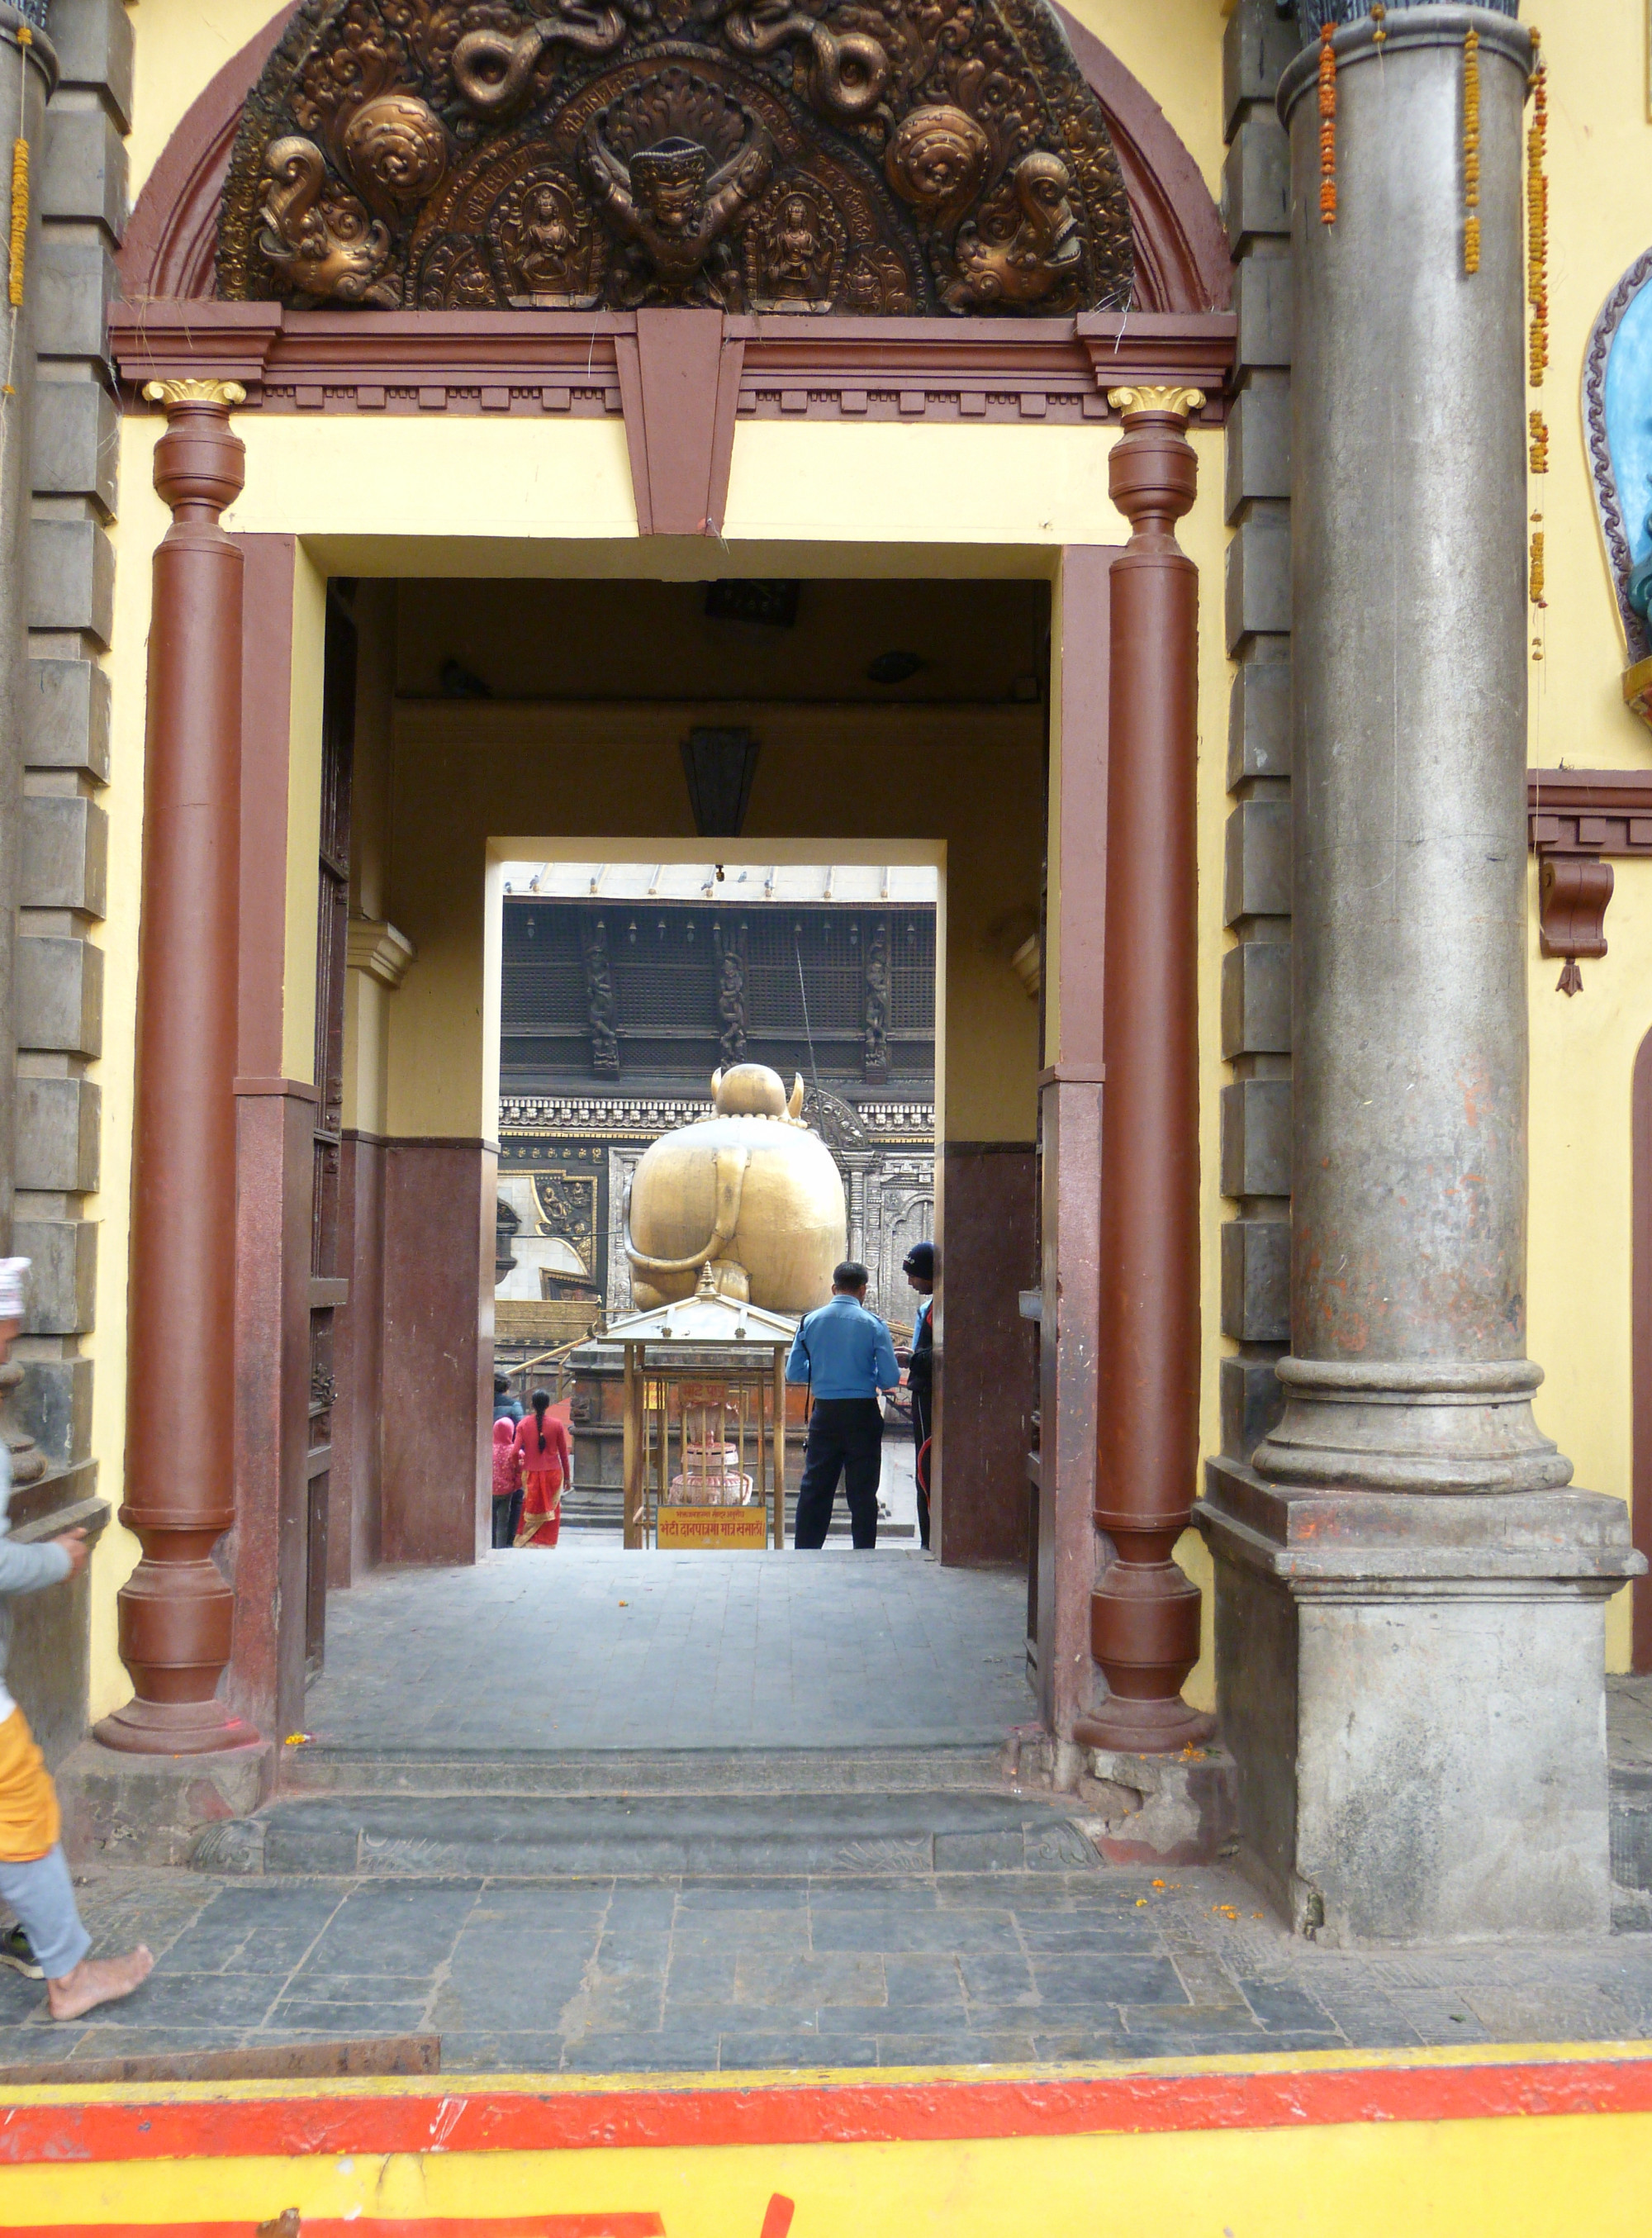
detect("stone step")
[189,1789,1100,1880]
[278,1741,1009,1799]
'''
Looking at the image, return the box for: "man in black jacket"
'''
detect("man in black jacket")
[898,1242,934,1550]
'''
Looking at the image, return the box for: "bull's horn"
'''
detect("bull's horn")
[788,1075,805,1120]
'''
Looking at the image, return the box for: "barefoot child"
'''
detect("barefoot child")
[0,1260,152,2020]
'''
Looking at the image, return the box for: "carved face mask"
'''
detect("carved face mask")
[631,139,709,233]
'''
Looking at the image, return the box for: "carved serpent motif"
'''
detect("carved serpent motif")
[716,0,890,121]
[452,4,628,117]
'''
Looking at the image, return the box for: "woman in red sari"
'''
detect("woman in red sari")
[511,1390,571,1548]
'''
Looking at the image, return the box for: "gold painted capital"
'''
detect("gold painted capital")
[1107,384,1205,423]
[143,378,248,411]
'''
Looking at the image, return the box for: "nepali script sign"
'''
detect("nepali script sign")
[656,1504,769,1549]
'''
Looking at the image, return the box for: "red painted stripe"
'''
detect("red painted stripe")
[0,2224,663,2237]
[1,2059,1650,2164]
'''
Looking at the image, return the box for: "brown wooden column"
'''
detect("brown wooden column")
[1075,385,1214,1754]
[95,378,259,1755]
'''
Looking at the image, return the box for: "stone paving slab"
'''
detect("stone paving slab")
[4,1860,1650,2075]
[302,1548,1032,1751]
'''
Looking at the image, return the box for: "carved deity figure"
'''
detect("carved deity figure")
[767,192,832,302]
[496,174,597,302]
[715,940,748,1067]
[585,126,772,305]
[520,182,579,281]
[584,920,621,1076]
[862,923,890,1079]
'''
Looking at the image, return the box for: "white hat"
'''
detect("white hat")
[0,1260,30,1321]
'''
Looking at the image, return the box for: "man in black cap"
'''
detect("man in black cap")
[897,1241,934,1550]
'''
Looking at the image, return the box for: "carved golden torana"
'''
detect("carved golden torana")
[217,0,1133,315]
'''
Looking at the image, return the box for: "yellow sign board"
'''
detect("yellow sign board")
[0,2046,1650,2236]
[657,1504,771,1548]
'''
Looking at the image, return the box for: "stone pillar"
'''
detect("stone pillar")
[0,9,55,1503]
[1075,388,1213,1755]
[94,379,257,1755]
[1200,5,1641,1942]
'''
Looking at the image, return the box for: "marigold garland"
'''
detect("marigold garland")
[1317,22,1337,226]
[1529,409,1549,475]
[1529,527,1545,608]
[1370,2,1387,44]
[1526,28,1547,387]
[1462,26,1480,273]
[7,27,29,315]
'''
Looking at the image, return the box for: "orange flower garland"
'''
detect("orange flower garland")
[1526,29,1547,387]
[1318,22,1337,226]
[1462,27,1480,273]
[7,26,29,313]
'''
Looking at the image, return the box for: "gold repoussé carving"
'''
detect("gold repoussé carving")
[142,378,249,408]
[1107,384,1206,421]
[216,0,1134,315]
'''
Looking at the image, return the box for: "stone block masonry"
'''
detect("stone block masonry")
[9,0,130,1760]
[1218,0,1297,1467]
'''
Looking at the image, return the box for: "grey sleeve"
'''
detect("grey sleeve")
[0,1537,72,1598]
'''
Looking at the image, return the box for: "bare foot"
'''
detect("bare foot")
[47,1945,153,2022]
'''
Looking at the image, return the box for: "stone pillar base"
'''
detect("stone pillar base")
[56,1737,276,1869]
[1001,1726,1238,1865]
[1199,1458,1643,1946]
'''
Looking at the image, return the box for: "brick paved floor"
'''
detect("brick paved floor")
[304,1549,1032,1750]
[3,1863,1650,2073]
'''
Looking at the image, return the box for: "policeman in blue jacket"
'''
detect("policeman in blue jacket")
[786,1260,900,1548]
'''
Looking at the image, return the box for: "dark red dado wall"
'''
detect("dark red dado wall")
[332,1131,386,1585]
[380,1139,495,1566]
[936,1144,1038,1566]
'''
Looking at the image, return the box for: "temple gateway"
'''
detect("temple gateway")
[0,0,1645,1972]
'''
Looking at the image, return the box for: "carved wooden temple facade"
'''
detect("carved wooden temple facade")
[0,0,1647,1958]
[494,864,937,1347]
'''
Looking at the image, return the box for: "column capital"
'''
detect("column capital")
[142,378,247,412]
[1108,391,1200,544]
[1108,384,1205,425]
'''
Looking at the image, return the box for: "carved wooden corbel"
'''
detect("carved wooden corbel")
[1537,856,1613,995]
[1526,768,1652,993]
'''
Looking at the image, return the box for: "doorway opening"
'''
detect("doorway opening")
[290,571,1047,1757]
[493,858,938,1549]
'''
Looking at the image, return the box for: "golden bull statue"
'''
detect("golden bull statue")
[624,1063,847,1313]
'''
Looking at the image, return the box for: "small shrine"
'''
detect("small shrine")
[607,1273,798,1548]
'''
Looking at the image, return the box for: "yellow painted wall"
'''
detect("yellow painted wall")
[1517,0,1652,1670]
[282,550,328,1086]
[1066,0,1224,196]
